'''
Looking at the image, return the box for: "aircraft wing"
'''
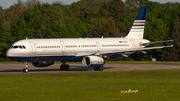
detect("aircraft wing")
[76,45,173,57]
[97,45,173,55]
[140,40,173,45]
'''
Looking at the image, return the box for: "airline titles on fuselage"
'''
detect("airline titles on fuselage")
[119,41,128,43]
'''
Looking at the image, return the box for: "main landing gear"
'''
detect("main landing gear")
[60,62,70,71]
[23,62,29,73]
[94,65,104,71]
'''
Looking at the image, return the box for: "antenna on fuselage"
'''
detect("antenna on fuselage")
[102,36,103,38]
[26,37,28,40]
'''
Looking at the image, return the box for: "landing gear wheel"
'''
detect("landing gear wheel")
[94,67,98,71]
[60,65,65,71]
[94,66,104,71]
[98,66,104,71]
[60,64,70,71]
[65,65,70,71]
[23,68,28,73]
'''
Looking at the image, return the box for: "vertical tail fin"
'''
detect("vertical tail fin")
[125,7,147,39]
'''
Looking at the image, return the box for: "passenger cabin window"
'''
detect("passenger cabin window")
[37,46,61,48]
[102,44,129,47]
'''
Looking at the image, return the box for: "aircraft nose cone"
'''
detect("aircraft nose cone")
[6,49,11,58]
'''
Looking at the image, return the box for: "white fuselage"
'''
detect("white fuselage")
[6,38,149,62]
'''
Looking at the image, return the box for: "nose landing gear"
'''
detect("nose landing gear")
[23,62,29,73]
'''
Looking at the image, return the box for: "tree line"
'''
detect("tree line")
[0,0,179,61]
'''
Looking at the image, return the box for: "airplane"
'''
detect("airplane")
[6,7,173,73]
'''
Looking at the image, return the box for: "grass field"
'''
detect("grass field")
[0,70,180,101]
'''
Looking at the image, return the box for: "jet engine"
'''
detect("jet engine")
[32,62,54,67]
[82,56,105,67]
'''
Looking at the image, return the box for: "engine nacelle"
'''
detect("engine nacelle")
[82,56,105,67]
[32,62,54,67]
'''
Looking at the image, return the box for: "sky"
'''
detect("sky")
[0,0,180,9]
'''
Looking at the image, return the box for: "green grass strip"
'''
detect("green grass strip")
[0,70,180,101]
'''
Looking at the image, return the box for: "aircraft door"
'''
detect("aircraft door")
[130,39,135,48]
[59,41,66,53]
[29,41,36,54]
[96,42,101,52]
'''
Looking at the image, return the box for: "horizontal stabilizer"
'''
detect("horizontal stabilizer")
[140,40,174,45]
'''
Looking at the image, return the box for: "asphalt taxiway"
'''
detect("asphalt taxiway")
[0,64,180,73]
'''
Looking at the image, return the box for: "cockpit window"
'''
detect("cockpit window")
[11,45,26,49]
[19,46,22,49]
[23,46,26,49]
[13,46,18,49]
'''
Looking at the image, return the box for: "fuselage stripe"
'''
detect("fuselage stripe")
[131,28,144,29]
[132,24,144,26]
